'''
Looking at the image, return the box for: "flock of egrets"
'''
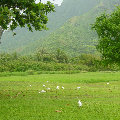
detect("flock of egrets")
[29,81,110,107]
[29,80,83,107]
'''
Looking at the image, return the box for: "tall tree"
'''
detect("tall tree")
[92,6,120,64]
[0,0,55,40]
[55,49,68,63]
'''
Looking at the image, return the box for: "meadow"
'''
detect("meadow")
[0,72,120,120]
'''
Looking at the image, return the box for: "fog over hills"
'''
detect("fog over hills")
[0,0,120,56]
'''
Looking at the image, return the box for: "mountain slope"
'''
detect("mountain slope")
[22,8,99,56]
[0,0,98,54]
[19,0,120,56]
[0,0,120,56]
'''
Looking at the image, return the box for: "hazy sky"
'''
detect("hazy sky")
[35,0,63,6]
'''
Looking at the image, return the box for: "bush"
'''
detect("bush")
[0,52,119,73]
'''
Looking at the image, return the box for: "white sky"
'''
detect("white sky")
[35,0,63,6]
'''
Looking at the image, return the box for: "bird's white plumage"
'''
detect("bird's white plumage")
[77,87,81,89]
[56,86,59,89]
[47,88,50,90]
[78,100,82,107]
[41,90,46,93]
[62,86,64,89]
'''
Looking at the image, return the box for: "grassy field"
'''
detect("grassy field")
[0,72,120,120]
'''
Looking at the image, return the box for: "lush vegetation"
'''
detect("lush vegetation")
[1,0,119,55]
[92,6,120,64]
[0,72,120,119]
[0,0,54,36]
[0,1,120,120]
[0,50,119,73]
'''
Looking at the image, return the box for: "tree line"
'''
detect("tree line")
[0,49,119,72]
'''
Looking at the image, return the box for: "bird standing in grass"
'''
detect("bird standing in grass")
[62,86,64,89]
[56,86,59,89]
[47,88,50,90]
[41,90,46,93]
[77,87,80,90]
[78,100,82,107]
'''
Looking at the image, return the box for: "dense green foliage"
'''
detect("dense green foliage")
[0,50,119,73]
[0,0,54,36]
[0,72,120,119]
[92,6,120,64]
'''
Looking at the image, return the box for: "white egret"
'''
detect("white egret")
[47,88,50,90]
[78,100,82,107]
[62,86,64,89]
[41,90,46,93]
[56,86,59,89]
[77,87,81,89]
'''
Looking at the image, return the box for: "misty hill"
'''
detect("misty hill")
[0,0,120,56]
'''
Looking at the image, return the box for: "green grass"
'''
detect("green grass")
[0,72,120,120]
[0,70,84,77]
